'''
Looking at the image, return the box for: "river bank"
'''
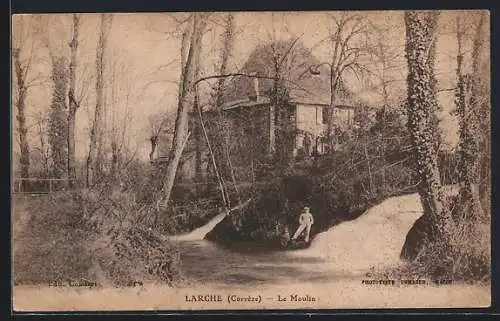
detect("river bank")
[13,186,490,311]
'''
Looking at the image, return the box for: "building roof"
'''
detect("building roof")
[221,39,365,109]
[220,97,271,111]
[219,96,357,112]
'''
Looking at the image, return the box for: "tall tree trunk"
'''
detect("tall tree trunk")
[67,14,80,188]
[49,55,69,179]
[469,12,489,220]
[327,65,336,152]
[13,49,30,181]
[211,13,236,188]
[109,56,124,183]
[401,11,454,260]
[454,13,486,222]
[110,142,118,179]
[214,14,235,108]
[87,14,112,187]
[193,20,203,183]
[194,115,203,182]
[474,12,491,215]
[178,28,189,106]
[148,28,188,201]
[36,119,50,176]
[269,53,280,158]
[378,38,389,192]
[159,13,207,206]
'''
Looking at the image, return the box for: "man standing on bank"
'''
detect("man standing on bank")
[292,206,314,243]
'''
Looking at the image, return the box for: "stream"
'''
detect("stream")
[172,192,427,287]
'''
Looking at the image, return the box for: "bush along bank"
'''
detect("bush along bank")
[397,192,491,282]
[205,162,416,251]
[205,105,420,250]
[13,186,182,287]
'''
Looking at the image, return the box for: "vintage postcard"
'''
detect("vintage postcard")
[12,10,491,311]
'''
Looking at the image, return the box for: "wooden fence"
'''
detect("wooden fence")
[12,178,76,194]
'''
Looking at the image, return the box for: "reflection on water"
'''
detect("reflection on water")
[177,240,362,286]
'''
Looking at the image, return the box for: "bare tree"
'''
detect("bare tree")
[213,13,236,108]
[148,111,175,162]
[12,15,38,181]
[158,13,208,207]
[203,13,237,189]
[401,11,455,261]
[193,18,204,183]
[32,111,52,176]
[107,55,135,182]
[147,21,190,167]
[366,17,407,193]
[319,12,371,152]
[87,14,113,186]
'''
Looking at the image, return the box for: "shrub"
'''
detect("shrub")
[13,185,182,287]
[381,194,490,282]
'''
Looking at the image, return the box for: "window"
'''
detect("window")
[316,106,328,125]
[322,107,329,124]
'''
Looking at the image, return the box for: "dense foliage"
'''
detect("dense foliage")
[206,104,420,250]
[13,186,182,287]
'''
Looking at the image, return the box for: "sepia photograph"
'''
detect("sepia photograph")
[11,10,491,311]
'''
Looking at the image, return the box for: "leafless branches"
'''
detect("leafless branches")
[87,13,113,187]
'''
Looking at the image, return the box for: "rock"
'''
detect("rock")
[287,239,310,250]
[400,214,434,261]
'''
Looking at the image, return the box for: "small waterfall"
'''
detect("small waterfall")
[171,212,228,241]
[171,198,252,242]
[288,193,425,272]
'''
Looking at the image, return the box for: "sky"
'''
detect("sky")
[11,10,489,164]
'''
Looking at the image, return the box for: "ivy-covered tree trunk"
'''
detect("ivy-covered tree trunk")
[49,56,69,179]
[327,65,337,153]
[400,11,454,261]
[468,12,489,220]
[454,12,486,223]
[67,14,80,188]
[271,68,290,170]
[13,48,30,181]
[475,12,491,216]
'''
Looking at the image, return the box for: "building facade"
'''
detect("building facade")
[153,40,365,182]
